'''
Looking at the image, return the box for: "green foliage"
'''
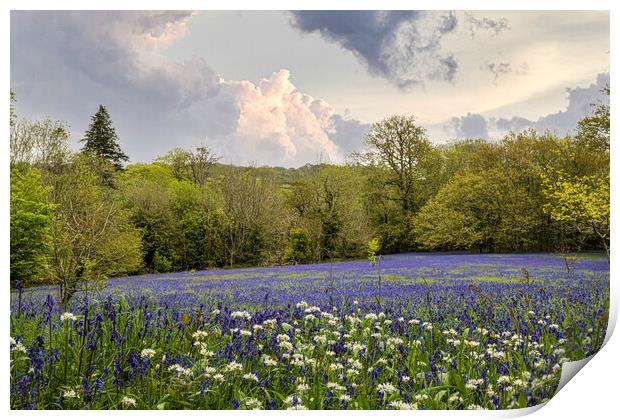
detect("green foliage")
[217,167,289,266]
[367,238,380,267]
[542,172,610,256]
[287,165,370,261]
[117,162,226,271]
[156,145,219,184]
[413,169,539,252]
[49,156,142,305]
[152,250,173,273]
[412,197,482,250]
[543,174,609,226]
[359,115,441,252]
[81,105,128,170]
[10,164,53,285]
[576,84,610,150]
[285,228,312,264]
[10,117,71,177]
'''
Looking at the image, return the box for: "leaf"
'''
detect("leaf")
[280,322,293,331]
[434,390,447,403]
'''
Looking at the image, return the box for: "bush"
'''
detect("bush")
[285,228,312,264]
[152,251,173,273]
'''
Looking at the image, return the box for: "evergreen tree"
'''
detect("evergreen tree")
[81,105,129,169]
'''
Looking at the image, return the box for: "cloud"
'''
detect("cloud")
[11,11,368,167]
[464,13,510,38]
[494,116,533,133]
[214,69,369,166]
[447,113,489,139]
[431,72,610,141]
[481,61,528,81]
[289,11,458,88]
[329,114,372,155]
[483,62,511,80]
[497,72,610,136]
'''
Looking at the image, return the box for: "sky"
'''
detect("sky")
[10,10,610,168]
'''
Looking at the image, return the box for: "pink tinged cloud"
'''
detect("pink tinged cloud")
[219,69,344,167]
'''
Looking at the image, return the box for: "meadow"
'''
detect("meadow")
[10,253,609,410]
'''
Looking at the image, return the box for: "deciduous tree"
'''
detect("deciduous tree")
[10,164,53,286]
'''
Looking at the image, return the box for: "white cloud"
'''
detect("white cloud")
[211,69,366,167]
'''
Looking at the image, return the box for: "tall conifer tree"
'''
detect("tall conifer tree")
[81,105,128,169]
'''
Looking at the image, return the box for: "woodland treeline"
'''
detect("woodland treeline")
[10,88,609,302]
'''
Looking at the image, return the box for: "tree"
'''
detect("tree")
[576,84,610,151]
[81,105,129,170]
[361,115,435,213]
[357,115,441,252]
[157,148,193,181]
[540,87,610,257]
[49,156,142,306]
[157,145,219,184]
[285,228,312,264]
[542,173,609,258]
[188,145,219,185]
[10,90,16,127]
[413,169,539,252]
[10,164,53,286]
[439,139,500,182]
[287,165,370,261]
[10,118,71,182]
[117,163,180,271]
[217,167,288,266]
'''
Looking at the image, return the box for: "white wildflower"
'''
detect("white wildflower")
[244,397,263,410]
[376,382,397,397]
[13,342,27,353]
[140,348,156,359]
[389,401,418,410]
[243,373,259,382]
[63,389,78,399]
[224,361,243,373]
[231,310,252,320]
[60,312,77,322]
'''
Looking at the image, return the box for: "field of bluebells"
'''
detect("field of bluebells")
[10,253,609,410]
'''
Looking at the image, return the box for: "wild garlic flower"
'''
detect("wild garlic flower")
[192,330,209,340]
[60,312,77,322]
[231,310,252,320]
[389,401,418,410]
[140,348,156,359]
[376,383,397,397]
[243,373,259,382]
[224,361,243,373]
[63,389,78,399]
[12,342,27,353]
[168,364,192,376]
[244,397,263,410]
